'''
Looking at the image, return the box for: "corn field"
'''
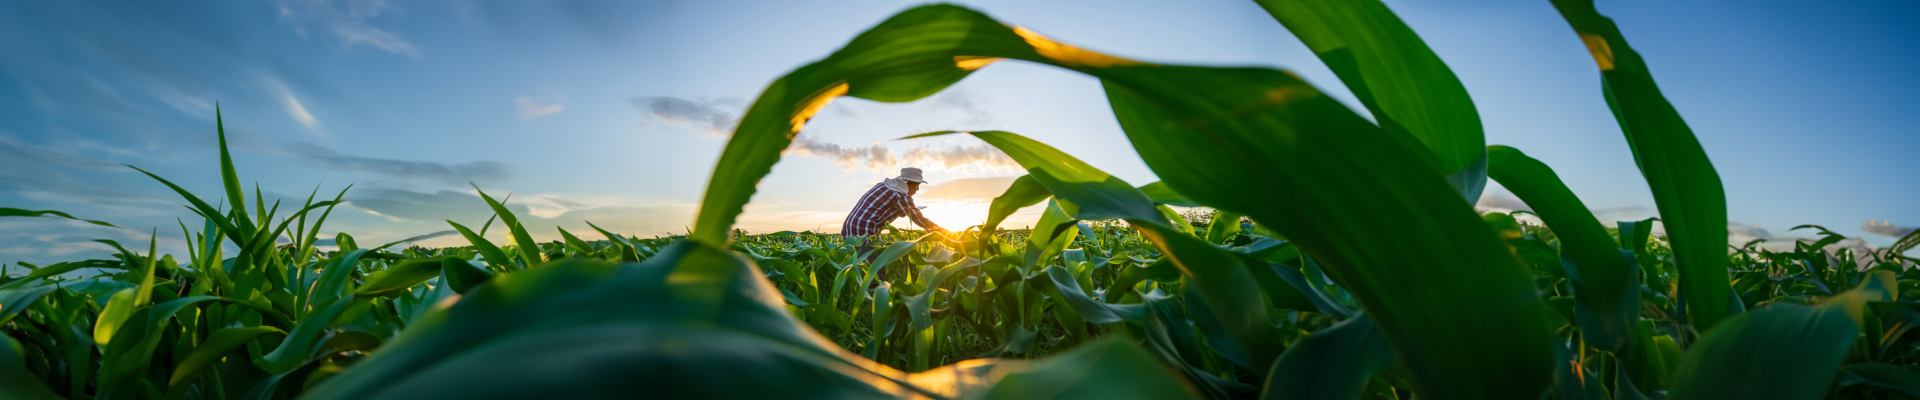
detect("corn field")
[5,1,1920,399]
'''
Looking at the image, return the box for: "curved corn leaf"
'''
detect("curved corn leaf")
[168,326,287,391]
[0,284,57,324]
[472,184,542,269]
[97,296,234,394]
[449,220,514,272]
[1025,200,1080,270]
[944,130,1161,223]
[257,296,360,375]
[1256,0,1486,196]
[1667,273,1892,399]
[93,233,158,346]
[1045,265,1145,323]
[0,336,62,400]
[1206,209,1244,244]
[306,249,370,311]
[978,338,1199,399]
[355,256,471,297]
[905,258,979,332]
[1834,363,1920,397]
[441,259,494,295]
[0,207,119,228]
[983,174,1050,233]
[1260,315,1393,400]
[1665,304,1853,399]
[1551,0,1731,331]
[212,105,256,239]
[1487,145,1637,351]
[1138,181,1201,207]
[1139,223,1281,375]
[557,227,594,255]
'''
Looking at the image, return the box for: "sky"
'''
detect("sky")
[2,0,1916,266]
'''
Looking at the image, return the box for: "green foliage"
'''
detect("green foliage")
[1,2,1906,400]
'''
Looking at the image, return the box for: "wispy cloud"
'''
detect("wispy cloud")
[1473,191,1529,214]
[516,96,564,120]
[631,96,737,136]
[1863,220,1916,238]
[926,88,992,125]
[919,177,1020,201]
[276,0,420,58]
[281,143,510,185]
[264,79,321,131]
[786,134,1020,172]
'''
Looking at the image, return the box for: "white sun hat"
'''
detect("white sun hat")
[898,167,928,184]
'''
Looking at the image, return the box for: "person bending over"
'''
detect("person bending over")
[842,167,946,275]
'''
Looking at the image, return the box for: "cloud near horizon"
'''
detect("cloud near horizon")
[786,134,1020,172]
[1863,220,1916,238]
[281,142,511,185]
[631,96,737,136]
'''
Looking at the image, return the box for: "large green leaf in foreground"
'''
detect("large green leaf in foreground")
[1665,272,1895,399]
[686,5,1551,398]
[1551,0,1730,331]
[1256,0,1487,200]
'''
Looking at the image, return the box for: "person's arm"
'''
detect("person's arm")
[897,193,942,232]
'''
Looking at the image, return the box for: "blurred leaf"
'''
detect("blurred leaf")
[0,336,62,400]
[1256,0,1486,194]
[979,338,1200,399]
[0,207,119,228]
[1261,315,1393,400]
[1138,181,1201,207]
[1835,363,1920,397]
[0,284,56,324]
[1552,0,1731,331]
[1665,304,1853,400]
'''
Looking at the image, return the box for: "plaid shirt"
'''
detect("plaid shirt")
[842,182,939,237]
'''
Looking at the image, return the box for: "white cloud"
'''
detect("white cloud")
[516,96,564,120]
[631,96,737,136]
[262,78,321,133]
[785,134,1020,173]
[276,0,420,58]
[1863,220,1916,238]
[282,92,319,129]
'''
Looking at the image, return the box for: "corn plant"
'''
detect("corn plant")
[5,1,1920,399]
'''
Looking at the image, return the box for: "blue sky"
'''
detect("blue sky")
[2,0,1915,266]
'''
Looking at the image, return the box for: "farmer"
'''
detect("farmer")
[842,167,946,270]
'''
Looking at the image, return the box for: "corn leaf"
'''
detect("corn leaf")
[1487,145,1637,351]
[1256,0,1487,200]
[684,6,1552,396]
[1551,0,1731,331]
[1260,315,1393,400]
